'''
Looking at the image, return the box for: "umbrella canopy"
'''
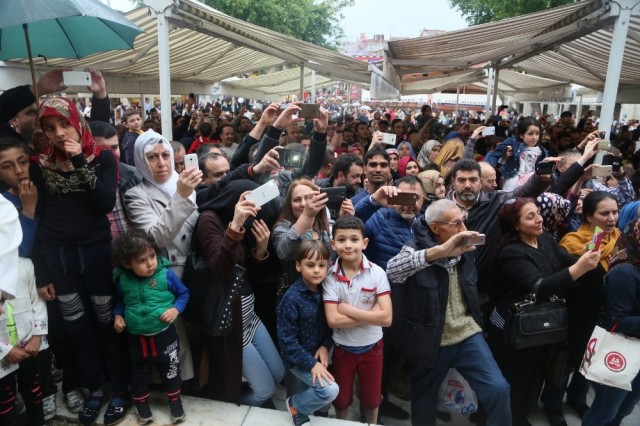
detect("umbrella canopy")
[0,0,142,61]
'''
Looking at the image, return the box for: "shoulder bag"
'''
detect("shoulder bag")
[181,239,243,338]
[504,278,568,349]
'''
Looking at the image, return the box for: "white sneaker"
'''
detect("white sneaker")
[65,388,85,414]
[42,394,57,421]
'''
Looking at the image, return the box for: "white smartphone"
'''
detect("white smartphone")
[184,153,198,170]
[598,139,611,151]
[381,133,397,145]
[246,179,279,207]
[63,71,91,87]
[482,126,496,136]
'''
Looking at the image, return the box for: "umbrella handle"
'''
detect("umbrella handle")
[23,24,39,108]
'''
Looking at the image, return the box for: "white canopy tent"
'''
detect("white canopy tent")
[2,0,370,139]
[383,0,640,137]
[400,69,569,95]
[219,67,337,102]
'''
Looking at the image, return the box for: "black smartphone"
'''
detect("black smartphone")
[320,186,347,219]
[320,186,346,206]
[535,161,555,176]
[299,104,321,119]
[388,192,419,206]
[277,149,303,168]
[601,154,622,172]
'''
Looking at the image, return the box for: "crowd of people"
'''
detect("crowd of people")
[0,68,639,426]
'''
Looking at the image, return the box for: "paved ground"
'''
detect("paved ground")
[49,380,640,425]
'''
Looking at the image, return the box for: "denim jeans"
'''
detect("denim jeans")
[240,321,285,406]
[582,373,640,426]
[410,333,511,426]
[289,367,339,415]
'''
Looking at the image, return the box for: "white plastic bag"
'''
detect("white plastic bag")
[436,368,478,414]
[579,325,640,391]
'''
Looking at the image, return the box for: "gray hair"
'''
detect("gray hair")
[425,199,458,225]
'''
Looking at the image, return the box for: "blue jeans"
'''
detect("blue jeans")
[582,373,640,426]
[240,322,285,406]
[289,367,339,415]
[410,333,511,426]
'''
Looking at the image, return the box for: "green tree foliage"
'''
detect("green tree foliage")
[203,0,354,50]
[448,0,576,26]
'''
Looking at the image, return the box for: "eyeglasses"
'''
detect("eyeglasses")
[433,219,465,228]
[367,161,389,169]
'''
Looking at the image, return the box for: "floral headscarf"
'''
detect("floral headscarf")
[36,97,101,172]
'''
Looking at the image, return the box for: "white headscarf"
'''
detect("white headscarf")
[417,139,442,169]
[133,130,180,198]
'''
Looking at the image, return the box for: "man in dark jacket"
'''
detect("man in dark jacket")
[445,159,553,301]
[387,199,510,426]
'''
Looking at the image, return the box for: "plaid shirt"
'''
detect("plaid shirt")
[108,188,130,244]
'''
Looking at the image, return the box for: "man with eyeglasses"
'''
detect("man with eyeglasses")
[387,199,511,426]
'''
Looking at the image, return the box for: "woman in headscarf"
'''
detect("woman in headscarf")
[397,156,421,177]
[124,129,203,385]
[386,148,400,182]
[32,97,129,425]
[193,180,285,406]
[397,140,415,159]
[416,139,442,169]
[583,219,640,425]
[417,170,445,212]
[433,138,464,179]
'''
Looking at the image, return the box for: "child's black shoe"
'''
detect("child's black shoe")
[134,401,154,425]
[78,391,104,426]
[103,392,129,425]
[169,398,186,424]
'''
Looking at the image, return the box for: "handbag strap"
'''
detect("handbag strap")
[527,278,544,302]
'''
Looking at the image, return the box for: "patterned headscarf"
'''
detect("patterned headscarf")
[36,97,101,172]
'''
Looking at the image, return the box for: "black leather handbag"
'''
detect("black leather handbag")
[504,279,568,349]
[181,243,243,338]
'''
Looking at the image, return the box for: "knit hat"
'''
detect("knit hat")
[0,85,36,122]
